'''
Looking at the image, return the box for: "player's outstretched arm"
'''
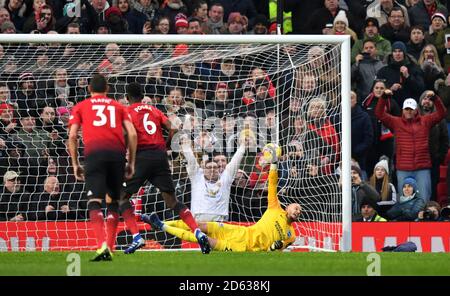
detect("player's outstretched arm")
[265,145,280,209]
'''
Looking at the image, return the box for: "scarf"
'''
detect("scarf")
[206,18,224,34]
[133,0,158,19]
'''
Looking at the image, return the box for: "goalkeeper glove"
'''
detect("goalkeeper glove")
[269,240,283,251]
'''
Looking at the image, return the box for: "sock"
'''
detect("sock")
[164,224,197,243]
[89,209,106,249]
[106,210,119,251]
[165,219,191,231]
[178,207,199,232]
[122,208,139,236]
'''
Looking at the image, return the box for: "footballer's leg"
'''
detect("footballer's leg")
[105,198,119,252]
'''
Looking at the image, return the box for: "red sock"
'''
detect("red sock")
[122,208,139,236]
[106,211,119,251]
[89,209,106,249]
[179,207,199,232]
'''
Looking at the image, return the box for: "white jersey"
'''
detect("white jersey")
[182,144,245,221]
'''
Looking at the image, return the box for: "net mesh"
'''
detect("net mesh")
[0,40,343,251]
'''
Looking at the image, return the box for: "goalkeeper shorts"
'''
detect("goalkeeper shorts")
[207,222,248,252]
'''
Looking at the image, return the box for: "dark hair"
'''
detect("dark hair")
[67,22,80,30]
[362,39,376,47]
[193,0,207,12]
[389,6,404,17]
[188,17,201,25]
[126,82,143,103]
[410,25,425,34]
[89,74,108,93]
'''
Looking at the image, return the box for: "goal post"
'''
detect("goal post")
[0,34,352,252]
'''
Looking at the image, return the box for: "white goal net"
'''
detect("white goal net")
[0,35,351,252]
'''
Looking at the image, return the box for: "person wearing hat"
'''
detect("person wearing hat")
[205,82,234,118]
[375,89,446,203]
[426,12,447,45]
[366,0,410,27]
[249,14,268,34]
[329,10,358,45]
[408,0,447,30]
[351,165,381,218]
[351,17,392,63]
[0,170,32,222]
[175,16,188,34]
[379,7,411,44]
[376,41,425,106]
[0,20,16,33]
[435,13,450,73]
[386,176,425,221]
[355,197,387,222]
[226,11,245,34]
[369,157,397,216]
[11,72,45,118]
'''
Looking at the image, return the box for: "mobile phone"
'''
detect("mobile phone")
[325,23,333,28]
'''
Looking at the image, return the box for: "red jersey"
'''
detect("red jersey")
[69,95,130,156]
[128,103,168,151]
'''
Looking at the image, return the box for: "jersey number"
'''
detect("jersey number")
[143,113,157,135]
[92,105,116,128]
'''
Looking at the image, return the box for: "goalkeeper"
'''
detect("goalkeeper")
[141,146,301,252]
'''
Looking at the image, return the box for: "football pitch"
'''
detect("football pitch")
[0,251,449,276]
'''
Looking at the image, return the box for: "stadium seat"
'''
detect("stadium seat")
[439,165,447,181]
[436,182,448,207]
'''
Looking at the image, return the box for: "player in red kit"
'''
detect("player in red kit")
[68,74,138,261]
[122,82,211,254]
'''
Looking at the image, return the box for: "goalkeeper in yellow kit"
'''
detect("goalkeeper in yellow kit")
[141,146,302,252]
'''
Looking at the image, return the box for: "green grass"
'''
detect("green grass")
[0,251,449,276]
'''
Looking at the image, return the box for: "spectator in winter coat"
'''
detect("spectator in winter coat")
[376,41,425,106]
[351,91,373,177]
[386,176,425,221]
[375,89,446,202]
[407,25,428,61]
[351,165,381,219]
[418,90,449,201]
[408,0,448,30]
[369,158,397,216]
[379,7,411,44]
[352,39,385,100]
[351,18,392,63]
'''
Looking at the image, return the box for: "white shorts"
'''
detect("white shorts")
[194,213,228,222]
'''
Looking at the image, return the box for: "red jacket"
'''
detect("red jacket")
[375,96,446,170]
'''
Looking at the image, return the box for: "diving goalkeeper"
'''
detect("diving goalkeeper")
[141,146,301,252]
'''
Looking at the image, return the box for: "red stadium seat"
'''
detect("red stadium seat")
[436,182,448,207]
[440,165,447,181]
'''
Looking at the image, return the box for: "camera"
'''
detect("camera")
[422,209,436,221]
[441,206,450,221]
[362,52,371,59]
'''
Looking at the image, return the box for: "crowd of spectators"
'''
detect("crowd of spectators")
[1,0,450,225]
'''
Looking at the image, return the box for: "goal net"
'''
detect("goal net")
[0,35,351,252]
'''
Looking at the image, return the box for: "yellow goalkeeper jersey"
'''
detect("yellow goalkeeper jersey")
[247,167,296,251]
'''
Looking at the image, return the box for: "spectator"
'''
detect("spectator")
[435,14,450,73]
[3,0,26,31]
[104,6,129,34]
[66,22,80,34]
[225,12,245,34]
[366,0,411,27]
[375,90,446,202]
[44,67,76,107]
[418,90,449,201]
[191,0,208,24]
[214,0,257,26]
[205,2,226,34]
[376,41,425,106]
[351,165,381,219]
[0,8,11,28]
[408,0,448,29]
[354,197,387,222]
[22,3,55,33]
[369,158,397,215]
[205,82,234,118]
[351,17,392,63]
[80,0,110,33]
[417,200,442,221]
[131,0,159,26]
[153,15,170,34]
[328,10,358,45]
[174,15,188,34]
[418,44,446,90]
[29,176,77,220]
[159,0,188,32]
[143,66,168,102]
[379,6,411,44]
[407,25,428,60]
[0,103,16,138]
[12,72,45,117]
[351,91,373,177]
[305,0,359,36]
[0,19,16,33]
[248,14,268,35]
[386,176,425,221]
[425,12,447,45]
[187,17,203,34]
[117,0,148,34]
[352,39,385,100]
[0,82,11,105]
[0,170,31,221]
[362,80,400,173]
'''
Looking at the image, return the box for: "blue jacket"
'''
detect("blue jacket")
[351,105,373,169]
[386,193,425,221]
